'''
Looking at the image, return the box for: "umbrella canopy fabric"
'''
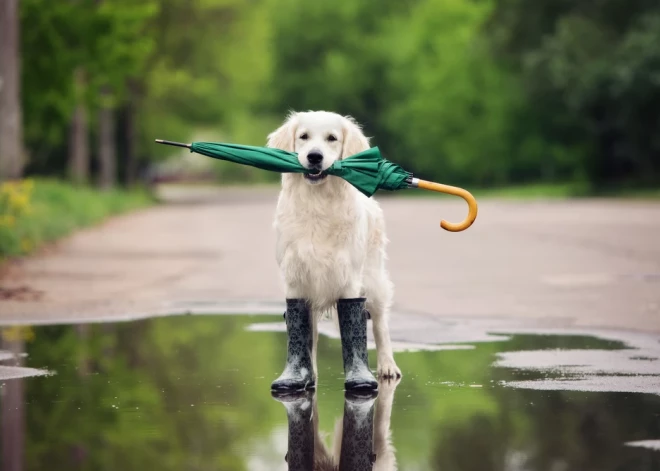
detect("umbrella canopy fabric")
[326,146,411,196]
[188,141,411,197]
[190,142,304,174]
[156,138,477,232]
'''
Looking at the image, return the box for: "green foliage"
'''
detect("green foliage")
[141,0,274,163]
[262,0,567,186]
[19,0,660,189]
[487,0,660,187]
[20,0,158,174]
[382,0,522,185]
[0,178,153,259]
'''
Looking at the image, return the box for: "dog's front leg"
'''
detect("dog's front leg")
[284,284,321,380]
[271,293,316,391]
[337,281,379,391]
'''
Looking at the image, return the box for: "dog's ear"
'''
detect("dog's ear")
[267,113,297,152]
[341,116,370,159]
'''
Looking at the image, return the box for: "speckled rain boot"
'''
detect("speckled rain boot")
[272,390,315,471]
[337,298,378,391]
[271,298,315,392]
[339,390,378,471]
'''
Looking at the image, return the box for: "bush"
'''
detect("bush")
[0,178,153,259]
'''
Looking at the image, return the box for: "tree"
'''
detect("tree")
[19,0,158,183]
[264,0,524,185]
[69,68,90,184]
[382,0,523,185]
[486,0,660,187]
[0,0,24,180]
[98,86,117,189]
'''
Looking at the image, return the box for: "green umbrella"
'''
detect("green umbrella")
[155,139,477,232]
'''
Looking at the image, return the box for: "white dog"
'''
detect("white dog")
[267,110,401,380]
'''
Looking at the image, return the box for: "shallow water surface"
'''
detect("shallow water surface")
[1,315,660,470]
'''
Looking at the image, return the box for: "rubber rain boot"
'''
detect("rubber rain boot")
[339,390,378,471]
[337,298,378,391]
[271,390,315,471]
[271,298,315,391]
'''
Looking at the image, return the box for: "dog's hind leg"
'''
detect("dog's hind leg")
[373,378,400,470]
[369,301,401,379]
[365,274,401,379]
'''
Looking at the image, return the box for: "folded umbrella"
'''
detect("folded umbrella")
[156,139,477,232]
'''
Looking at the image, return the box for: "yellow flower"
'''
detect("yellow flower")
[0,179,33,217]
[22,179,34,192]
[9,192,29,211]
[20,238,32,252]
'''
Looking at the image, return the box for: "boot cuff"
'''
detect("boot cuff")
[337,297,367,304]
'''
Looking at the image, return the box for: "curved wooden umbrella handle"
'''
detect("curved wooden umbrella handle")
[412,178,478,232]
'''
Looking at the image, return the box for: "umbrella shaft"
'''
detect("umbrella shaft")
[155,139,191,149]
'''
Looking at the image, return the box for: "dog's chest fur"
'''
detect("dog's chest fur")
[274,181,368,305]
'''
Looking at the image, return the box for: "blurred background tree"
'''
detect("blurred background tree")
[485,0,660,189]
[1,0,658,190]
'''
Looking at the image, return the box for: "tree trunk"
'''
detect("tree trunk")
[1,337,25,471]
[0,0,24,180]
[69,68,90,184]
[123,81,138,187]
[98,86,116,189]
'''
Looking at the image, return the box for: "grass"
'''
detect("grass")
[0,178,154,260]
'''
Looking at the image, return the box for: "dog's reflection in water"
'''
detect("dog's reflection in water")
[272,379,399,470]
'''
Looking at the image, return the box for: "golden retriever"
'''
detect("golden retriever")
[267,111,400,381]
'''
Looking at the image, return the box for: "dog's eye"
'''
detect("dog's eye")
[299,133,308,140]
[327,134,337,142]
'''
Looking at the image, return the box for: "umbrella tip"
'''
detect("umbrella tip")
[154,139,191,149]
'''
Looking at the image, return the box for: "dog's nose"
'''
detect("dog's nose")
[307,151,323,166]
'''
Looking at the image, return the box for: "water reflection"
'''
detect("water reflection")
[1,336,25,471]
[274,380,398,471]
[0,316,659,470]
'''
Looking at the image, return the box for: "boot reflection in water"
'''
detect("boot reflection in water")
[273,379,399,470]
[338,390,378,470]
[272,390,316,471]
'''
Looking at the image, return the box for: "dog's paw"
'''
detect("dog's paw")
[378,375,401,396]
[377,356,402,380]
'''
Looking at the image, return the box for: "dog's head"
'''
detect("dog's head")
[267,111,370,186]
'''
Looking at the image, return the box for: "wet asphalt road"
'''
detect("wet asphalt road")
[1,185,658,334]
[1,186,660,469]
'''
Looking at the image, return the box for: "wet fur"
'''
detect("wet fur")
[267,110,401,379]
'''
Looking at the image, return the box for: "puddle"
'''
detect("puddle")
[1,315,660,470]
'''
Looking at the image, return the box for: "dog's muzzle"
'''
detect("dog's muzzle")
[304,150,328,183]
[304,169,327,182]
